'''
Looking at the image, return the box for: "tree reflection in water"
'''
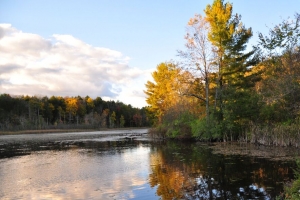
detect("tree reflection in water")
[184,176,271,199]
[149,141,294,200]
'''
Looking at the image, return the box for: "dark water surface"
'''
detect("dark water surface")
[0,129,299,200]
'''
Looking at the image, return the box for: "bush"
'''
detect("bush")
[190,115,224,141]
[149,111,196,139]
[283,159,300,199]
[190,118,207,138]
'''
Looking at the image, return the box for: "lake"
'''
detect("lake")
[0,129,299,199]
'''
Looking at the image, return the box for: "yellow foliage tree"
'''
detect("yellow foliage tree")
[144,62,181,124]
[65,97,78,123]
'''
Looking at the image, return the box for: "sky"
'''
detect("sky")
[0,0,299,108]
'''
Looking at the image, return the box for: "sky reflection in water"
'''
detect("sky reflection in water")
[0,142,156,200]
[0,132,297,200]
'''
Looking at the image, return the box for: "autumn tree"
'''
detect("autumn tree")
[0,93,146,130]
[65,97,78,123]
[144,62,181,124]
[85,96,95,114]
[257,13,300,123]
[133,113,142,127]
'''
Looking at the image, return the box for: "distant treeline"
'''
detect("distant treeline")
[0,94,150,131]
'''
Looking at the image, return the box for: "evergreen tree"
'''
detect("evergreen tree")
[204,0,259,139]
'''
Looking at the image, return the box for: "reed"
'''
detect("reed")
[249,123,300,147]
[148,126,167,139]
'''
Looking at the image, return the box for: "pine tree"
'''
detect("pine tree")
[204,0,259,139]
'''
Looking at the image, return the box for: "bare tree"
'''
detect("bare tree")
[178,14,215,124]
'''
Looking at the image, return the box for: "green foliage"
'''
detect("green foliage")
[204,0,259,138]
[190,118,210,139]
[110,111,116,128]
[283,159,300,199]
[259,13,300,53]
[149,111,196,139]
[120,115,125,128]
[165,112,195,139]
[193,114,225,140]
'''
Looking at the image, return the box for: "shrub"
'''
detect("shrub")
[283,159,300,199]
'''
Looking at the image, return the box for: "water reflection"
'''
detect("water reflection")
[149,141,295,199]
[0,140,157,200]
[0,134,297,199]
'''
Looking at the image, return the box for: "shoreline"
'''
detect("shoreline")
[0,127,149,136]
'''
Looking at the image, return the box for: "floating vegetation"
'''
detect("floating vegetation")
[209,142,300,161]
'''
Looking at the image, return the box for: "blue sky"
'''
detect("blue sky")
[0,0,299,107]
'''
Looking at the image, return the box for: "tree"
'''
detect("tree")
[75,96,86,124]
[144,62,181,124]
[41,96,54,125]
[110,111,116,128]
[0,94,27,129]
[204,0,259,138]
[257,13,300,123]
[258,13,300,55]
[27,96,43,128]
[49,96,66,124]
[120,115,125,128]
[178,14,214,126]
[85,96,95,114]
[133,113,142,127]
[93,97,104,114]
[65,97,78,123]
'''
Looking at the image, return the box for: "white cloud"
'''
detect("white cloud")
[0,24,149,107]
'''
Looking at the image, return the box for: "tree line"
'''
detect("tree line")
[145,0,300,145]
[0,94,150,131]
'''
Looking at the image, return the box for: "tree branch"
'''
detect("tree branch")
[181,93,206,102]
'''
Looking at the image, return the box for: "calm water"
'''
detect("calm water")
[0,129,298,200]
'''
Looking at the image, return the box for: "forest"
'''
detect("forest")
[0,94,150,131]
[145,0,300,146]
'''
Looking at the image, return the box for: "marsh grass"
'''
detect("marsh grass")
[250,123,300,147]
[148,126,167,139]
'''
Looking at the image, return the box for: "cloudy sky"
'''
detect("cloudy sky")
[0,0,299,108]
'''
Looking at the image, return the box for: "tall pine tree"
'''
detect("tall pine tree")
[204,0,259,139]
